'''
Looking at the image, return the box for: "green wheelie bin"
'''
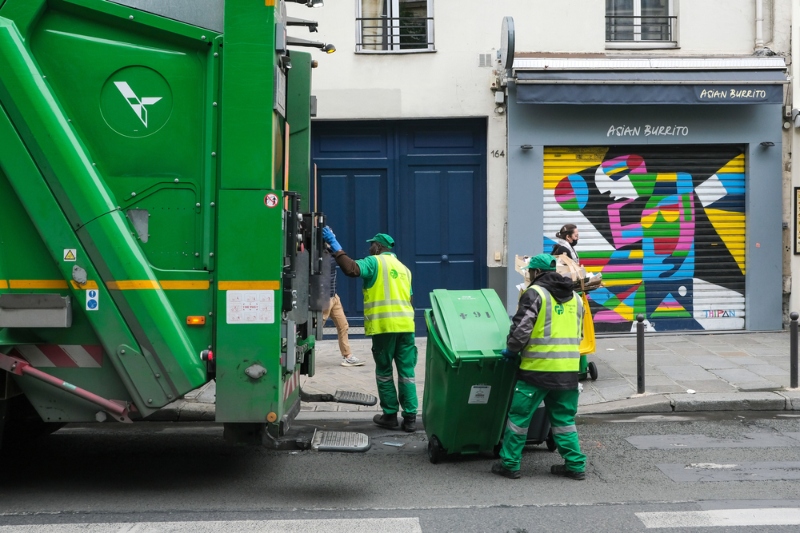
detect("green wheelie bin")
[423,289,517,463]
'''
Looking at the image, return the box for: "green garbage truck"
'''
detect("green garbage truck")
[0,0,372,451]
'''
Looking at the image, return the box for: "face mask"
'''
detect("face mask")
[570,238,578,247]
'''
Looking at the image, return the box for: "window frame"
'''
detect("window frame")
[605,0,678,50]
[355,0,435,54]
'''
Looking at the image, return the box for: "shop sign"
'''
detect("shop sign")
[696,87,769,102]
[606,125,689,137]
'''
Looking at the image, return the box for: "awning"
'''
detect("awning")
[513,57,787,105]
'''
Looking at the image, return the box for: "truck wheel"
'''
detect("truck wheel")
[588,362,598,381]
[1,395,65,448]
[427,435,445,464]
[546,430,557,452]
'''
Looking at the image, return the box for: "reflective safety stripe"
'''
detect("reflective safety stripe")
[107,280,160,290]
[521,358,580,372]
[368,311,415,320]
[218,281,280,290]
[521,349,581,359]
[160,280,211,290]
[526,337,581,346]
[69,280,99,290]
[507,419,528,435]
[376,375,394,382]
[398,377,415,384]
[540,288,552,338]
[552,425,577,435]
[364,299,411,310]
[9,280,68,289]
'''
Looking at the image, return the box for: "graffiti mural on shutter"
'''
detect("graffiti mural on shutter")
[543,145,746,333]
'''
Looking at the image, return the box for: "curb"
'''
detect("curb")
[670,392,787,412]
[149,390,800,422]
[578,395,672,415]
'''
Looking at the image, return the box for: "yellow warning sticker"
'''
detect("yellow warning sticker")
[64,249,77,262]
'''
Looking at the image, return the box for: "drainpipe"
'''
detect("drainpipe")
[755,0,764,50]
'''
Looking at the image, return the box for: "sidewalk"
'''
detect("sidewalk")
[159,331,800,422]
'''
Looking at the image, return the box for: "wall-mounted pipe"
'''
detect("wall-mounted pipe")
[755,0,764,50]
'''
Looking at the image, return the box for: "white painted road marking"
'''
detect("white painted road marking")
[637,508,800,528]
[0,518,422,533]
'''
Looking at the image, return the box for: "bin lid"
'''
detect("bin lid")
[429,289,511,360]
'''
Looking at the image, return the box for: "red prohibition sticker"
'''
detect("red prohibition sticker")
[264,193,279,208]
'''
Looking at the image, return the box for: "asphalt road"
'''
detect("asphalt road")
[1,412,800,532]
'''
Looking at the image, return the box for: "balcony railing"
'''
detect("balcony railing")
[606,15,677,43]
[357,16,434,52]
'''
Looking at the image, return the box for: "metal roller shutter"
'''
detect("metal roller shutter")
[542,145,746,333]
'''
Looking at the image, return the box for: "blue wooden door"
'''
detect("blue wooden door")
[313,119,486,333]
[318,166,389,323]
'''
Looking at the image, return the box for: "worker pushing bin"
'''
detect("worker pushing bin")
[423,289,517,463]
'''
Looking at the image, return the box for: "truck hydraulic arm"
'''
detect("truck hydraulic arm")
[0,353,132,423]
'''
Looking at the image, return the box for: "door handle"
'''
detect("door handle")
[441,255,449,262]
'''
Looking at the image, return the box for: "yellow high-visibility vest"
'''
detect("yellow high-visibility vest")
[520,285,582,373]
[362,254,414,335]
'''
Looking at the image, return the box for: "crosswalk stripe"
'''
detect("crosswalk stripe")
[0,518,423,533]
[637,508,800,528]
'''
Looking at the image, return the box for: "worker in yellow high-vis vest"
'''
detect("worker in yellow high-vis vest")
[322,227,418,432]
[492,253,587,480]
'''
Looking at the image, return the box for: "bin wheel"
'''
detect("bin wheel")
[545,430,557,452]
[428,435,445,464]
[588,361,598,381]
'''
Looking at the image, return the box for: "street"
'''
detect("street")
[1,412,800,532]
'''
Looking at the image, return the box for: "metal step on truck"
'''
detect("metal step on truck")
[0,0,374,452]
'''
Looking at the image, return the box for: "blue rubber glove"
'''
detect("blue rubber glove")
[322,226,342,253]
[501,348,518,361]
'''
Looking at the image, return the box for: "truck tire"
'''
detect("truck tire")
[1,395,65,448]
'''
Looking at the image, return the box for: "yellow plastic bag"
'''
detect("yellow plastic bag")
[579,292,595,355]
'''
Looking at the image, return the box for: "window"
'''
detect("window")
[606,0,676,48]
[357,0,434,52]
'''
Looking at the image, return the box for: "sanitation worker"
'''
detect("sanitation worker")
[492,253,587,480]
[321,227,418,432]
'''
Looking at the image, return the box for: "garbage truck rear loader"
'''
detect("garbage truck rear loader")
[0,0,370,451]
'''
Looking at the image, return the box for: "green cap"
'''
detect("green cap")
[366,233,395,248]
[527,253,557,271]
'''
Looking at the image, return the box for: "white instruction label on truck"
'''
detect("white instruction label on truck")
[468,384,491,404]
[226,290,274,324]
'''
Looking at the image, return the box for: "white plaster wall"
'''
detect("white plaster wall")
[789,0,800,317]
[678,1,756,53]
[288,0,790,270]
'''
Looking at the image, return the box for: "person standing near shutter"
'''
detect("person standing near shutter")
[491,253,587,480]
[551,224,580,263]
[321,227,418,432]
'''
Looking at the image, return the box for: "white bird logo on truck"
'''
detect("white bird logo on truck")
[114,81,162,128]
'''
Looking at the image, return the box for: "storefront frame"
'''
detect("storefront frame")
[506,95,783,331]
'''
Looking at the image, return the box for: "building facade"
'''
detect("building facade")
[293,0,793,333]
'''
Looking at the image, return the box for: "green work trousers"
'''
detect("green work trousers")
[499,380,586,473]
[371,332,418,417]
